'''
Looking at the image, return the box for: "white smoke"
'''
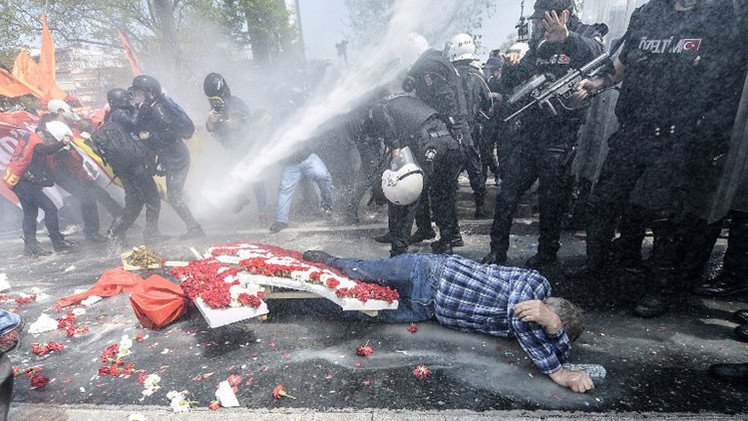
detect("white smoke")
[205,0,480,207]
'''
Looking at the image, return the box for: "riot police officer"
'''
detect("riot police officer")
[447,33,492,218]
[364,93,463,257]
[132,75,204,239]
[404,48,470,253]
[482,0,605,268]
[578,0,741,317]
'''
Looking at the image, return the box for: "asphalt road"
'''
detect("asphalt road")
[0,183,746,417]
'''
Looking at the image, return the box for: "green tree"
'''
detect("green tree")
[343,0,495,50]
[219,0,299,63]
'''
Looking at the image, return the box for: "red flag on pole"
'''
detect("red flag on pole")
[118,31,143,76]
[38,15,67,100]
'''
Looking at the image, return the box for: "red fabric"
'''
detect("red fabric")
[55,268,142,308]
[2,133,42,189]
[130,275,187,330]
[55,269,187,330]
[0,68,37,98]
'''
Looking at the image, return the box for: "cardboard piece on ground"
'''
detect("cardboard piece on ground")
[194,297,269,329]
[0,274,9,292]
[28,313,58,334]
[215,380,240,407]
[81,296,102,306]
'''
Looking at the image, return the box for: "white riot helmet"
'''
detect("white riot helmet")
[447,33,476,62]
[47,99,81,122]
[381,147,424,206]
[508,42,531,60]
[45,120,73,142]
[398,32,430,68]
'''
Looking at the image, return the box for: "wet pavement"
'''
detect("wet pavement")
[0,183,746,416]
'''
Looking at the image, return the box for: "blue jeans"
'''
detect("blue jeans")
[275,154,333,223]
[311,254,445,323]
[0,310,20,336]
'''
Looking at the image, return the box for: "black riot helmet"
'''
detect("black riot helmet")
[203,73,231,99]
[107,88,133,109]
[131,75,162,96]
[529,0,574,19]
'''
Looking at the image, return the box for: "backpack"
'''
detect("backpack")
[92,121,147,172]
[161,96,195,139]
[2,131,38,189]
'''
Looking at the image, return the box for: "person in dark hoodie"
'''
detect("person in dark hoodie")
[97,88,164,246]
[203,73,268,218]
[131,75,203,239]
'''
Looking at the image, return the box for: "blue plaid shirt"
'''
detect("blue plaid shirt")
[433,255,572,374]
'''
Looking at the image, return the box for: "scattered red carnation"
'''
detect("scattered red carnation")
[30,374,49,388]
[208,400,220,411]
[32,342,65,356]
[408,324,418,334]
[355,344,374,357]
[227,374,243,392]
[272,384,295,400]
[15,294,37,305]
[325,278,340,289]
[413,364,431,379]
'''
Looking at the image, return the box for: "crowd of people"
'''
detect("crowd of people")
[1,0,747,394]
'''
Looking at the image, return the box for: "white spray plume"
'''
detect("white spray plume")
[206,0,474,206]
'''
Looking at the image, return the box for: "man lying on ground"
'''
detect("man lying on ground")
[302,250,594,393]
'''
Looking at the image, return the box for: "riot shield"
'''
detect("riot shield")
[708,70,748,222]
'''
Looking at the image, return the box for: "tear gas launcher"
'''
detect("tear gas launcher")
[503,53,610,122]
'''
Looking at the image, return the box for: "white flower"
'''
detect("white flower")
[118,334,133,356]
[128,414,147,421]
[166,390,193,413]
[290,271,310,283]
[143,374,161,388]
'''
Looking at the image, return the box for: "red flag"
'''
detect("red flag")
[0,68,39,98]
[38,15,66,100]
[118,31,143,76]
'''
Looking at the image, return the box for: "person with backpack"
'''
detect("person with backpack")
[96,88,164,246]
[2,121,77,256]
[131,75,204,239]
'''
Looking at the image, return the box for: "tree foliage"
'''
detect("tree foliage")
[0,0,299,71]
[342,0,496,50]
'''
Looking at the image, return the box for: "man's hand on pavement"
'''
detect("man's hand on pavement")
[549,368,595,393]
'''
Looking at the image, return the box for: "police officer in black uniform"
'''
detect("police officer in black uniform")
[579,0,740,317]
[99,88,164,245]
[203,73,268,215]
[131,75,204,239]
[448,34,492,218]
[482,56,504,185]
[404,48,470,253]
[364,93,462,257]
[482,0,605,268]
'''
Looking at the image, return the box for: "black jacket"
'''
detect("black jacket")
[24,133,66,187]
[499,15,605,124]
[453,61,493,130]
[407,49,472,139]
[136,95,195,152]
